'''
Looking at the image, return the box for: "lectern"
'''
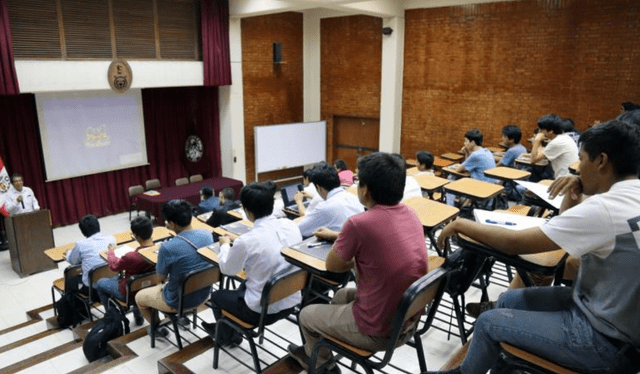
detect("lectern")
[5,209,56,277]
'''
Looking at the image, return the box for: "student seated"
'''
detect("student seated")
[334,159,354,186]
[202,182,303,346]
[496,124,526,168]
[392,153,422,201]
[205,187,240,228]
[415,151,435,175]
[433,120,640,374]
[135,200,213,334]
[94,216,155,325]
[297,162,364,237]
[66,215,117,292]
[264,181,286,218]
[530,114,579,179]
[195,186,218,215]
[288,152,430,374]
[446,129,496,206]
[294,168,323,217]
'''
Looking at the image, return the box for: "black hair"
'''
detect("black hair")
[311,162,340,191]
[220,187,236,201]
[130,216,153,240]
[11,173,23,181]
[357,152,405,205]
[579,119,640,177]
[240,182,274,219]
[537,114,564,135]
[161,199,192,227]
[333,159,347,171]
[263,180,277,197]
[561,117,578,134]
[416,151,434,169]
[302,168,315,180]
[464,129,483,146]
[79,215,100,238]
[501,124,522,144]
[617,109,640,127]
[200,186,214,199]
[621,102,640,112]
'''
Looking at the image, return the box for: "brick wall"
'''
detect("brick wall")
[321,15,382,165]
[241,12,303,182]
[402,0,640,158]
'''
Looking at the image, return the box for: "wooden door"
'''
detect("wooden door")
[331,116,379,171]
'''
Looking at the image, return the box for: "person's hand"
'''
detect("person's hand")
[301,191,312,198]
[547,175,582,200]
[437,220,460,249]
[313,227,339,241]
[534,132,546,143]
[294,191,304,204]
[219,235,231,246]
[108,243,116,250]
[16,195,23,202]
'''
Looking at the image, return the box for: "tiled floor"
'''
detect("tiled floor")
[0,211,504,374]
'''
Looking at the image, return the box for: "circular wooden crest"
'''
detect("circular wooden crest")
[108,59,133,93]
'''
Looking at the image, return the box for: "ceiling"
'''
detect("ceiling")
[229,0,514,18]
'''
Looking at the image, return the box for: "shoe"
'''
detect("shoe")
[288,344,340,373]
[426,367,462,374]
[465,301,496,319]
[133,308,144,326]
[147,326,170,338]
[178,316,190,329]
[202,322,243,347]
[201,321,216,335]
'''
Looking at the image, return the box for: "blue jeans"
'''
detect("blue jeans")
[461,287,638,374]
[94,276,124,310]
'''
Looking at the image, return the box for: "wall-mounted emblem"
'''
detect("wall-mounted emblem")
[108,59,132,93]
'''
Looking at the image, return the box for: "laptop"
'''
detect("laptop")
[281,183,309,213]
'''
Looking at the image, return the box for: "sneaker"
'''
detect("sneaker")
[202,322,243,347]
[287,344,341,373]
[201,321,216,336]
[147,326,170,338]
[465,301,496,319]
[178,316,191,329]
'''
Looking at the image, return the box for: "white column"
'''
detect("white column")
[378,16,405,153]
[219,17,246,182]
[303,11,321,122]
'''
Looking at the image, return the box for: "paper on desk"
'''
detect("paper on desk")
[474,209,546,231]
[114,245,136,258]
[515,180,562,210]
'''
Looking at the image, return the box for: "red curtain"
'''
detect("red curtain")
[0,86,221,227]
[0,0,19,95]
[201,0,231,86]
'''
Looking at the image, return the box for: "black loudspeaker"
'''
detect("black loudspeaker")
[273,42,282,63]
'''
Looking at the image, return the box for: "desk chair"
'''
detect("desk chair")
[495,343,581,374]
[145,179,161,190]
[213,268,308,373]
[51,265,91,321]
[128,185,144,220]
[111,271,165,321]
[175,177,189,186]
[307,267,448,374]
[149,265,220,349]
[189,174,203,183]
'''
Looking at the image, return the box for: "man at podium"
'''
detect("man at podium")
[6,174,39,215]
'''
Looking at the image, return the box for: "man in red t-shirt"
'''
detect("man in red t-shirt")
[288,152,430,374]
[94,216,155,325]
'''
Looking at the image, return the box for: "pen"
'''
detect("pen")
[485,219,516,226]
[307,241,326,248]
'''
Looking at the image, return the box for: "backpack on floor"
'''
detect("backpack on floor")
[82,308,130,362]
[55,291,88,329]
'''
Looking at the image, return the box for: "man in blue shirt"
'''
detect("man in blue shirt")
[195,186,218,215]
[496,124,527,200]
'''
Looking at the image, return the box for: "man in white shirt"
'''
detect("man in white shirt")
[294,168,323,217]
[202,182,303,346]
[6,173,39,214]
[297,162,364,237]
[530,114,579,179]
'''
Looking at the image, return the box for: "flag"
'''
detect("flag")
[0,156,11,217]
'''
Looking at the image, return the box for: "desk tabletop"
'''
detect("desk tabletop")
[442,164,470,178]
[114,231,135,245]
[413,174,450,193]
[402,197,460,229]
[138,245,161,264]
[484,167,531,182]
[515,154,549,167]
[485,146,503,153]
[569,161,579,175]
[406,167,419,176]
[433,157,454,170]
[212,220,253,240]
[281,243,330,273]
[190,217,215,233]
[444,178,504,201]
[44,242,75,263]
[441,153,464,162]
[227,208,244,220]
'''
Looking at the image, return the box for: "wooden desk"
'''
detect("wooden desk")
[485,146,503,153]
[442,164,470,178]
[405,158,418,167]
[413,174,449,194]
[403,197,459,256]
[441,153,464,162]
[190,217,215,233]
[406,167,420,176]
[281,237,334,274]
[515,154,549,168]
[444,178,504,209]
[433,157,454,170]
[227,208,243,220]
[138,245,161,264]
[114,231,135,245]
[196,245,247,280]
[44,242,75,263]
[569,161,579,175]
[212,220,254,241]
[484,167,531,183]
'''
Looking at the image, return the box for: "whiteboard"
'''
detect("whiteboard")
[254,121,326,174]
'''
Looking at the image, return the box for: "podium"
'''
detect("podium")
[5,209,56,277]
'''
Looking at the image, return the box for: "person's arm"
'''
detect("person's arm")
[530,132,547,163]
[325,249,354,272]
[297,205,326,237]
[217,235,246,275]
[32,194,40,210]
[294,191,306,216]
[313,227,340,241]
[547,175,587,214]
[106,245,123,271]
[437,218,560,256]
[155,245,170,276]
[66,244,81,265]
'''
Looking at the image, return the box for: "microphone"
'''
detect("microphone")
[20,198,24,209]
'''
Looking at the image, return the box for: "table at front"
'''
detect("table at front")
[136,177,243,225]
[402,196,460,256]
[444,178,504,210]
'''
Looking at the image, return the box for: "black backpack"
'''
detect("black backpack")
[55,291,88,329]
[82,308,130,362]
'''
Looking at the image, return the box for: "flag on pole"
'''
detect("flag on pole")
[0,156,11,217]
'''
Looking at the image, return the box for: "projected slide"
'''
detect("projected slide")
[36,90,148,181]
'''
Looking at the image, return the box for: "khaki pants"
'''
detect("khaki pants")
[299,288,390,368]
[134,284,178,324]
